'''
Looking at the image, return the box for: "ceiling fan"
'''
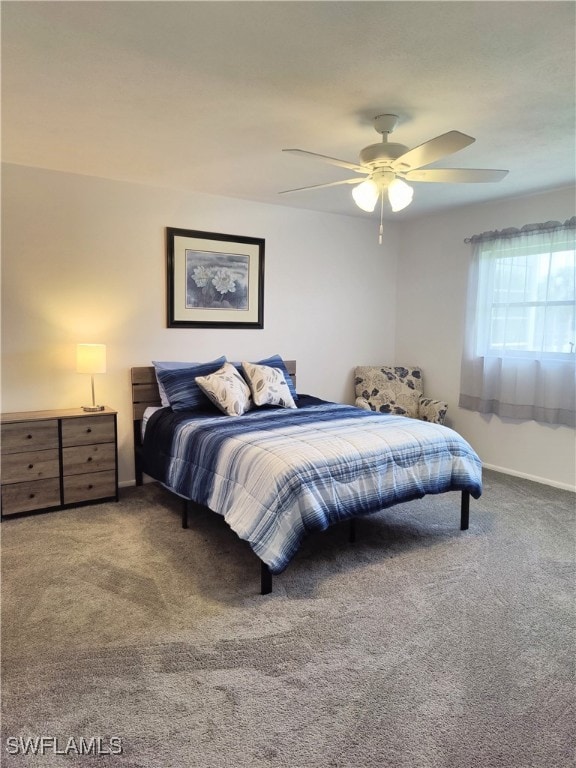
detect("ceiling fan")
[280,114,508,240]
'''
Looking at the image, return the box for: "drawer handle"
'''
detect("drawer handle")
[88,484,93,490]
[87,456,93,462]
[86,428,92,433]
[28,463,34,469]
[27,434,33,440]
[29,493,35,499]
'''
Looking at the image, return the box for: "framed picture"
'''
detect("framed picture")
[166,227,265,329]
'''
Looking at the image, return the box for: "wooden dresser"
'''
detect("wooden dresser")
[1,407,118,518]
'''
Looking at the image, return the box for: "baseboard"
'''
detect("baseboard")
[119,477,156,489]
[119,479,137,489]
[483,463,576,493]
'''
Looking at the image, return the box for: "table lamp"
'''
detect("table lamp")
[76,343,106,411]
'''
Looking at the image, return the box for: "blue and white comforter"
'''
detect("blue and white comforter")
[142,396,482,574]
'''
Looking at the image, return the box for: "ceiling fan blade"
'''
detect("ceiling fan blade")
[405,168,509,183]
[279,178,364,195]
[392,131,475,171]
[283,148,366,173]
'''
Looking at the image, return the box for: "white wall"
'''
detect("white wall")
[3,164,573,490]
[1,163,398,485]
[395,186,576,490]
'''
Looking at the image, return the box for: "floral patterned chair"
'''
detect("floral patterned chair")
[354,366,448,424]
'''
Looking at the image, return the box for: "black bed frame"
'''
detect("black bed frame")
[131,364,471,595]
[183,492,470,595]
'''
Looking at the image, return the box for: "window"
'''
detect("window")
[460,218,576,427]
[477,236,575,358]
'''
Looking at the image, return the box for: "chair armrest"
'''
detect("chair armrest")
[418,397,448,425]
[355,396,373,411]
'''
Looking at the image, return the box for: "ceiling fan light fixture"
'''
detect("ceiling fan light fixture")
[352,179,379,212]
[387,178,414,212]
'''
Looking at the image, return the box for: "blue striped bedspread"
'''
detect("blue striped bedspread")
[142,397,482,574]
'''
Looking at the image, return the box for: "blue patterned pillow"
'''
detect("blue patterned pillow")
[156,356,226,411]
[153,358,223,406]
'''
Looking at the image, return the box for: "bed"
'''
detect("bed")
[131,362,482,594]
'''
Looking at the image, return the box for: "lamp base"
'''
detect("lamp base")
[82,404,105,412]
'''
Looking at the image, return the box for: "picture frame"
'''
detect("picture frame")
[166,227,265,329]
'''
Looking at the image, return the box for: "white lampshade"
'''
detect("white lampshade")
[387,178,414,212]
[76,344,106,374]
[352,179,380,212]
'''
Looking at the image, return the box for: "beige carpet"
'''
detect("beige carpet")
[1,470,574,767]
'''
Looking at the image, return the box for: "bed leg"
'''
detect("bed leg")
[261,562,272,595]
[349,517,356,543]
[182,500,189,529]
[460,491,470,530]
[133,422,144,486]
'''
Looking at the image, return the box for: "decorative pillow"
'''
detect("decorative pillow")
[232,354,298,400]
[258,355,298,400]
[241,362,297,409]
[156,357,227,412]
[153,357,226,406]
[195,362,252,416]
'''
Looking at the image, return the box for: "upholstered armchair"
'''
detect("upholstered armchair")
[354,366,448,425]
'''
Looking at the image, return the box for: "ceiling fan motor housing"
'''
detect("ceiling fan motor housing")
[359,142,409,167]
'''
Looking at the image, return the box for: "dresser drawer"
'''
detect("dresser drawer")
[61,415,115,447]
[62,442,116,476]
[63,470,116,505]
[1,420,59,454]
[1,478,61,515]
[2,449,60,484]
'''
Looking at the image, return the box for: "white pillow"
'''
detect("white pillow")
[195,362,252,417]
[241,361,297,409]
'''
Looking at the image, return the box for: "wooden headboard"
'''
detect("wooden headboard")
[131,361,297,422]
[131,367,161,421]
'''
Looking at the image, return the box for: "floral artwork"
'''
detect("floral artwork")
[167,227,264,328]
[186,251,249,310]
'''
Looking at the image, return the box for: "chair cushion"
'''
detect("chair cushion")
[365,390,421,418]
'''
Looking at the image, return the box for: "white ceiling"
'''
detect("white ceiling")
[2,1,575,221]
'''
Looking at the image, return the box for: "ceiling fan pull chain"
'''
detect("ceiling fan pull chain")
[379,192,384,245]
